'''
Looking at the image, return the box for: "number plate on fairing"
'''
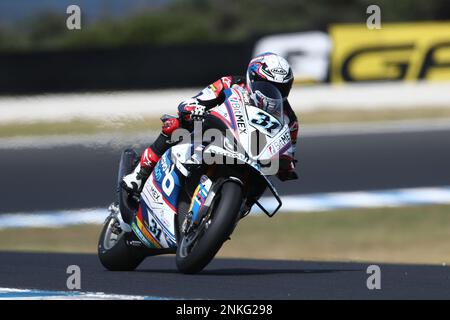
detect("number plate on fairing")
[247,106,281,138]
[137,150,180,249]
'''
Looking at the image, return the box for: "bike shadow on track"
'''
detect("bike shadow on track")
[134,268,363,276]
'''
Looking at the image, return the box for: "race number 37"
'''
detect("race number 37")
[250,111,280,135]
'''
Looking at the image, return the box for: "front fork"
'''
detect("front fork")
[181,175,245,238]
[182,175,214,235]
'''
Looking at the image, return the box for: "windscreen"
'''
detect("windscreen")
[249,81,284,125]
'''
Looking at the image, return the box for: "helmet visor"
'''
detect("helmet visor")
[250,81,284,124]
[271,78,293,99]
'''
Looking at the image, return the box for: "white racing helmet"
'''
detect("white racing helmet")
[246,52,294,100]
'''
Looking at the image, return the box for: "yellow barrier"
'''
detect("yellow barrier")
[330,22,450,83]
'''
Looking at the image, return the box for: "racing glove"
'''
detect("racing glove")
[161,117,180,136]
[190,104,207,121]
[178,99,207,126]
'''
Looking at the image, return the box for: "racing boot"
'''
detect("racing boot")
[121,116,180,195]
[121,148,159,194]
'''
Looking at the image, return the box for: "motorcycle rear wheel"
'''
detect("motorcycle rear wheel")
[98,214,145,271]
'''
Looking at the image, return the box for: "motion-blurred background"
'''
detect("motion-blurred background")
[1,0,450,265]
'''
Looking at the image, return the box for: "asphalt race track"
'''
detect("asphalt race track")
[1,129,450,299]
[0,251,449,299]
[1,129,450,213]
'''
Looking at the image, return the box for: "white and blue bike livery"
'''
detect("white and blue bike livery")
[98,84,292,274]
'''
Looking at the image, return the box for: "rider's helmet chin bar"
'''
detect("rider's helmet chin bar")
[255,176,282,217]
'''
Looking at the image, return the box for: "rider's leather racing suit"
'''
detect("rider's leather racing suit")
[136,75,299,185]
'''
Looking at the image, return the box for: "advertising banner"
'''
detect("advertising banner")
[330,22,450,83]
[253,31,331,84]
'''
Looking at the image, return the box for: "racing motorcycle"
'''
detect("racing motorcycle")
[98,82,292,274]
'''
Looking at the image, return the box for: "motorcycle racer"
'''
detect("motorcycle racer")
[122,52,299,195]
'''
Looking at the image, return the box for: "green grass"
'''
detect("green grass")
[0,117,163,138]
[1,107,450,138]
[220,205,450,265]
[1,205,450,265]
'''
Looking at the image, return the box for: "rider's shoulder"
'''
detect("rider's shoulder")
[206,76,246,100]
[214,75,245,90]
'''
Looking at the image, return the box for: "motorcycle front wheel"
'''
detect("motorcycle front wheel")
[176,180,243,274]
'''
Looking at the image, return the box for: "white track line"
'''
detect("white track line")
[1,186,450,229]
[1,82,450,123]
[0,287,171,300]
[257,186,450,213]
